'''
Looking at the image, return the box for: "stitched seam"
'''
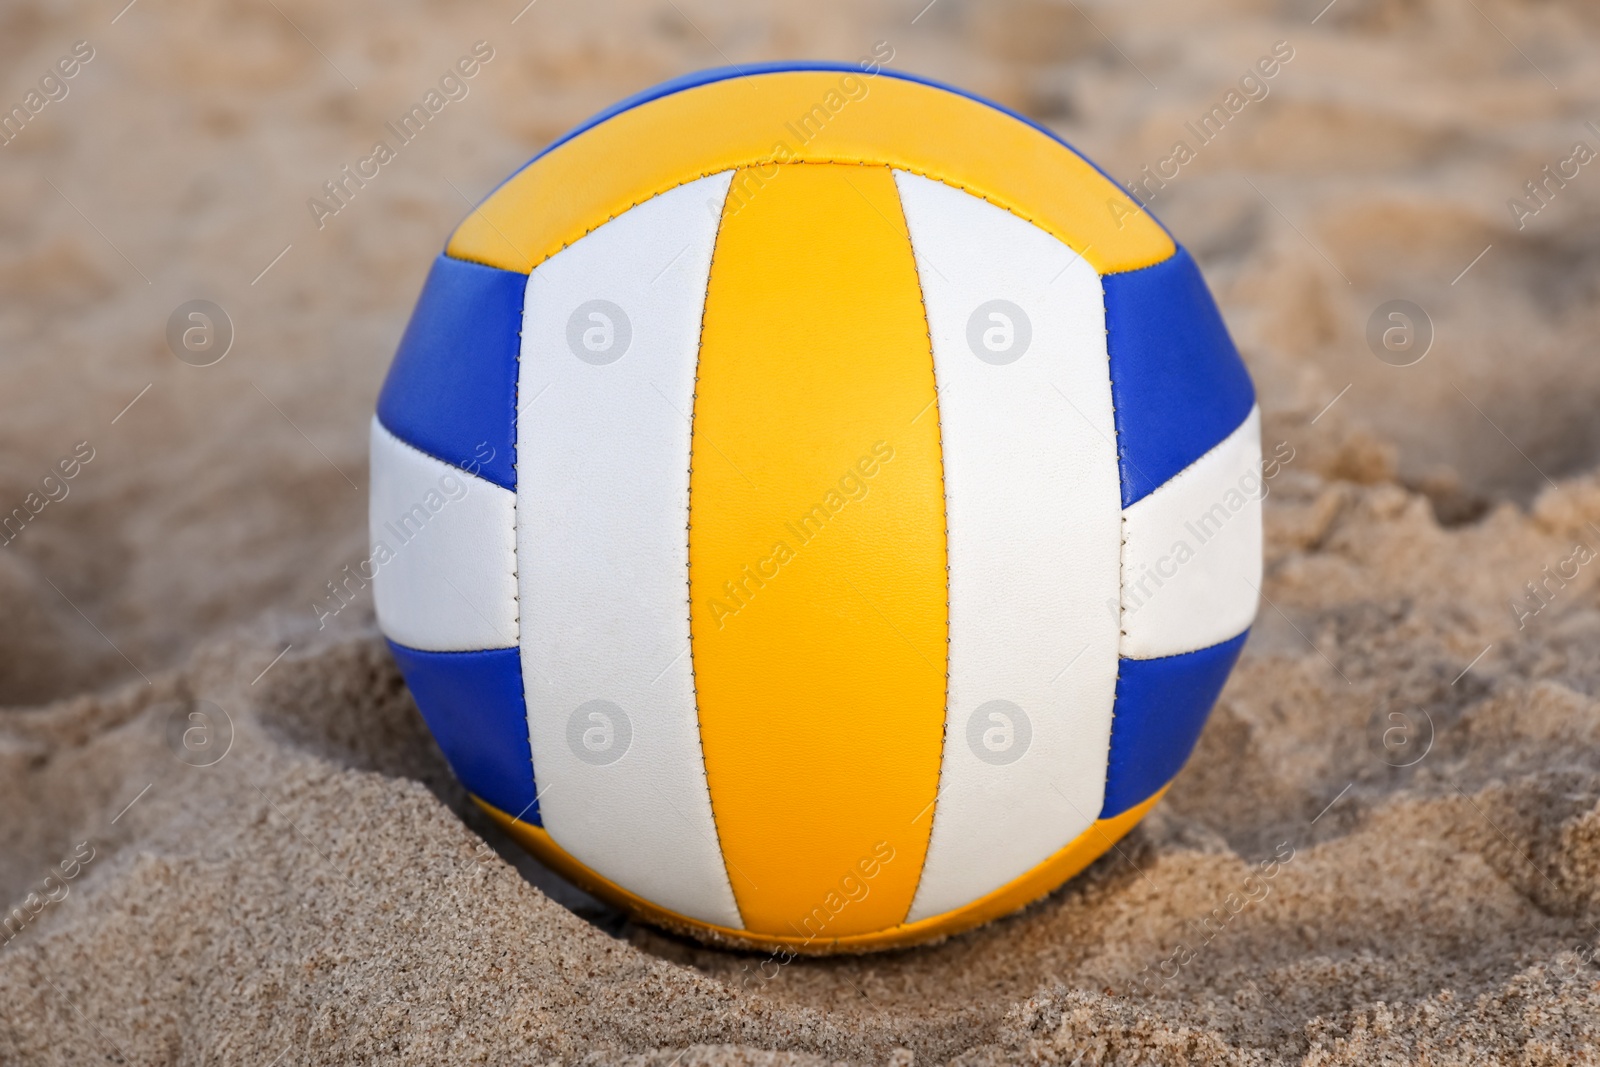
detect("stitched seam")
[1119,627,1250,664]
[1125,403,1261,510]
[684,170,746,930]
[373,412,513,491]
[884,166,953,926]
[452,169,739,275]
[509,269,531,818]
[890,165,1090,261]
[1101,267,1130,752]
[1119,406,1260,662]
[509,287,524,638]
[384,640,518,657]
[370,417,519,653]
[453,158,1136,276]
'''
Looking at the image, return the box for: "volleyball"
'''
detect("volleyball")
[369,63,1261,953]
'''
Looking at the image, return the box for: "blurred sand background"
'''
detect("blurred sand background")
[4,0,1600,1062]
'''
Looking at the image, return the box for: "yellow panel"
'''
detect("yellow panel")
[688,164,947,939]
[447,71,1171,276]
[477,788,1166,954]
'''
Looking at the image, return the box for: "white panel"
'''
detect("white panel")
[369,416,518,651]
[894,172,1123,922]
[1121,407,1262,660]
[516,173,742,928]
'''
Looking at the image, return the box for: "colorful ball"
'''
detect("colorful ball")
[370,63,1260,953]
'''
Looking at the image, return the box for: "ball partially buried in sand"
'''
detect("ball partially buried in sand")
[368,63,1261,954]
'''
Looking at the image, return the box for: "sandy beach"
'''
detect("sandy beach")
[4,0,1600,1061]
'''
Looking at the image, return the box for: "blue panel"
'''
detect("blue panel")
[1104,247,1255,507]
[387,641,540,824]
[376,254,524,491]
[466,61,1168,243]
[1099,630,1249,819]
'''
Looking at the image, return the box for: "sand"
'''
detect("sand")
[4,0,1600,1062]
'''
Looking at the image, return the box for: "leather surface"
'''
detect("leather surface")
[369,417,519,651]
[477,63,1171,240]
[376,254,523,490]
[893,172,1123,923]
[478,786,1164,955]
[388,641,538,822]
[1099,630,1250,819]
[1121,406,1262,659]
[376,81,1261,941]
[447,70,1173,277]
[689,164,947,938]
[1103,246,1256,507]
[516,173,742,929]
